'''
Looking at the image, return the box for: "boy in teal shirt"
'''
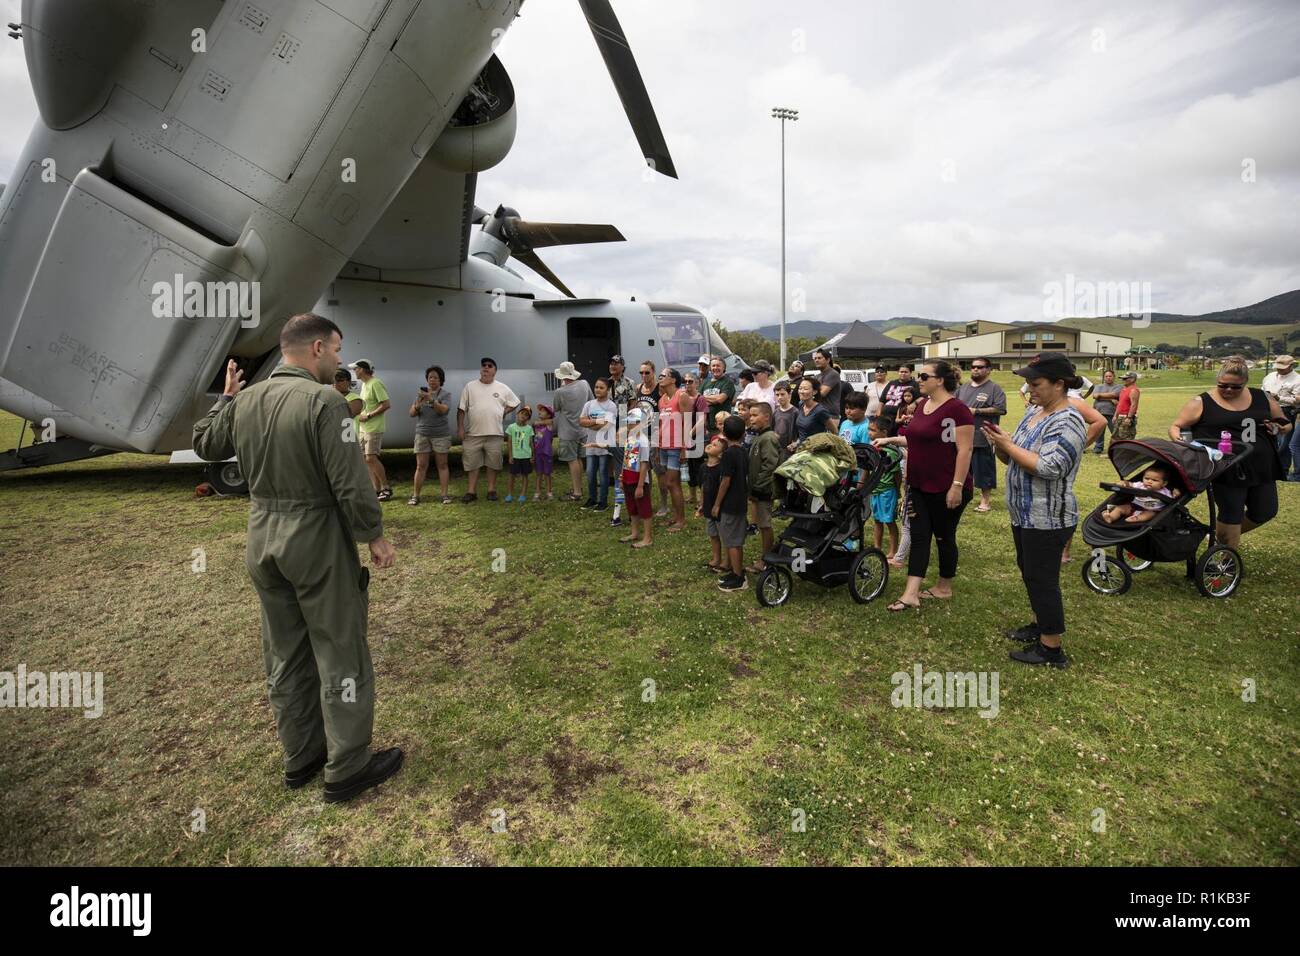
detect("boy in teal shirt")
[504,406,535,503]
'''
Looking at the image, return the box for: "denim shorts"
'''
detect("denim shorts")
[657,448,682,472]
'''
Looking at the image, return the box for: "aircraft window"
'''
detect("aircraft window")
[654,313,708,367]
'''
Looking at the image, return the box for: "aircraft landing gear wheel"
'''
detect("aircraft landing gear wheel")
[756,566,793,608]
[1195,545,1242,598]
[207,461,248,496]
[1083,551,1131,595]
[848,548,889,604]
[1116,546,1152,573]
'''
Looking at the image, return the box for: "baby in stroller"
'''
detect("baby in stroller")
[1101,464,1181,524]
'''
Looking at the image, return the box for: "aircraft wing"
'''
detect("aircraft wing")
[346,157,480,274]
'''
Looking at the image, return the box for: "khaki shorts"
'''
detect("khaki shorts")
[360,432,383,457]
[414,435,452,455]
[463,434,504,471]
[751,498,773,529]
[556,438,584,463]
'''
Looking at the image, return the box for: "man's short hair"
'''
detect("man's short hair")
[973,357,993,367]
[750,401,773,420]
[898,364,914,372]
[280,313,341,353]
[843,390,868,410]
[722,415,746,441]
[774,381,791,393]
[334,369,352,383]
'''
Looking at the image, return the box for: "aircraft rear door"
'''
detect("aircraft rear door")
[566,317,620,385]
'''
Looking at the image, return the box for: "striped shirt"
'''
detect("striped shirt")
[1006,406,1086,529]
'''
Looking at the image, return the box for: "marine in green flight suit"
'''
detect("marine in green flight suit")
[193,314,403,803]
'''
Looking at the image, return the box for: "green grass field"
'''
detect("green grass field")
[1,370,1296,865]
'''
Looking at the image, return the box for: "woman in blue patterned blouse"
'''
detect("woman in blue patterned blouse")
[983,354,1086,669]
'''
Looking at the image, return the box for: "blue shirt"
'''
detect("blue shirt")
[1006,406,1086,529]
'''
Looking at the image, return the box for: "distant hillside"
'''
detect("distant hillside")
[751,292,1299,349]
[752,316,941,341]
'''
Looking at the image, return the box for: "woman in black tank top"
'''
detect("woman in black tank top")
[1170,357,1289,549]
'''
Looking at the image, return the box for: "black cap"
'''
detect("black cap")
[1013,353,1077,381]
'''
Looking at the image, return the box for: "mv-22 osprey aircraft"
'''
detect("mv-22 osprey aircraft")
[0,0,742,492]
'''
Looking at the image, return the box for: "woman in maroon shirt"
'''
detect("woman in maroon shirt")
[873,360,974,610]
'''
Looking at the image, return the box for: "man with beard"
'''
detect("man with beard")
[956,357,1007,513]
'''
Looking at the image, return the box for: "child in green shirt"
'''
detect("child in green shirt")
[504,406,535,503]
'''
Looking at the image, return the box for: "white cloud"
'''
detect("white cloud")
[0,0,1296,329]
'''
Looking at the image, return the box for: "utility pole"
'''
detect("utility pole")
[772,107,799,371]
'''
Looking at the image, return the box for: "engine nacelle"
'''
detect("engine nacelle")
[425,55,516,174]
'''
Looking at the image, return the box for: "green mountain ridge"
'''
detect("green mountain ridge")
[748,291,1300,350]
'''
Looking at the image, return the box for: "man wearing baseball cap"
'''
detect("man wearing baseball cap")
[350,360,392,501]
[1113,370,1140,440]
[1262,354,1300,477]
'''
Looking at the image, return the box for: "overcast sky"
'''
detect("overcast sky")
[3,0,1297,330]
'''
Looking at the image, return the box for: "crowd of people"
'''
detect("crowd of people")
[336,347,1292,669]
[197,312,1294,800]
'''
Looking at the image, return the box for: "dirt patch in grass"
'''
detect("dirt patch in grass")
[544,735,621,805]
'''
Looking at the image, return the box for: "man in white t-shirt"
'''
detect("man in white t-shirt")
[457,356,519,502]
[1262,354,1300,476]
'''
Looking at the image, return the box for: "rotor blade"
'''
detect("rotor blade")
[511,221,625,249]
[577,0,678,179]
[514,249,576,298]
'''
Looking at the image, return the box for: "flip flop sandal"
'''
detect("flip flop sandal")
[974,505,991,513]
[919,588,951,600]
[887,600,920,612]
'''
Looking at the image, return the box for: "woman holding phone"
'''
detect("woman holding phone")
[409,365,452,504]
[983,354,1086,669]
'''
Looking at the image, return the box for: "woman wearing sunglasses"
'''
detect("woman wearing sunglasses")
[1169,355,1290,550]
[873,359,974,611]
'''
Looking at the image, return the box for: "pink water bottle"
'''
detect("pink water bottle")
[1218,431,1233,455]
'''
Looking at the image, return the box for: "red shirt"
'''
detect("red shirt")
[658,390,689,449]
[1116,385,1137,416]
[900,396,974,493]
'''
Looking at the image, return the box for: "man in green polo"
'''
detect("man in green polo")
[193,313,403,803]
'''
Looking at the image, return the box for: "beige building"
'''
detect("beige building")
[906,322,1133,370]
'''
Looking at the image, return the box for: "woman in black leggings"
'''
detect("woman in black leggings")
[873,360,974,611]
[1169,355,1288,550]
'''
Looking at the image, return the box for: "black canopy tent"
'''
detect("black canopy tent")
[797,320,925,366]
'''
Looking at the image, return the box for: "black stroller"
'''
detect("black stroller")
[755,442,892,607]
[1080,438,1253,598]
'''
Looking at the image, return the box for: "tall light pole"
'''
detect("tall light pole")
[772,107,799,371]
